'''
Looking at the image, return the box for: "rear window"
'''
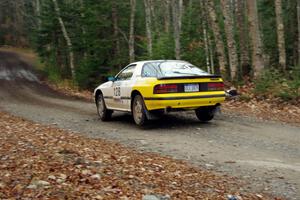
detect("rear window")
[142,61,210,78]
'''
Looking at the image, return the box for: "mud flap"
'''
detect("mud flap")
[144,108,163,120]
[215,105,221,114]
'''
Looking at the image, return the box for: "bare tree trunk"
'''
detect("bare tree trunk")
[207,1,227,74]
[200,1,210,73]
[129,0,136,63]
[232,0,238,15]
[288,0,298,67]
[246,0,265,77]
[36,0,41,29]
[201,0,215,74]
[203,28,210,73]
[149,0,158,36]
[144,0,153,58]
[221,0,239,80]
[236,0,250,76]
[275,0,286,70]
[178,0,183,32]
[172,0,183,59]
[79,0,87,60]
[112,0,120,62]
[52,0,75,79]
[297,0,300,66]
[208,34,215,74]
[164,0,171,33]
[13,0,25,46]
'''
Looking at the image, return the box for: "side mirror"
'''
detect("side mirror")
[108,76,116,82]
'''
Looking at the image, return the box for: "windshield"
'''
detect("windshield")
[142,61,210,78]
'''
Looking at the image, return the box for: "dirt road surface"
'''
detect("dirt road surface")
[0,51,299,199]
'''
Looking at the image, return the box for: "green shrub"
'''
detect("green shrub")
[75,58,110,90]
[254,68,300,101]
[277,90,294,101]
[288,66,300,97]
[44,56,62,84]
[152,33,175,60]
[239,94,252,102]
[47,69,61,84]
[254,69,282,95]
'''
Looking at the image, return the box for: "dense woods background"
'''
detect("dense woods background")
[0,0,300,100]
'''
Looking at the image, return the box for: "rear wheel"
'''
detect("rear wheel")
[96,93,112,121]
[132,95,148,126]
[195,106,216,122]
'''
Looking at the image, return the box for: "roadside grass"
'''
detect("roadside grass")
[0,46,45,71]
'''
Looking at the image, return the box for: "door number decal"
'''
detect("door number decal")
[114,87,121,97]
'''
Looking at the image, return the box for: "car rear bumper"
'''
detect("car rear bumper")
[144,94,226,110]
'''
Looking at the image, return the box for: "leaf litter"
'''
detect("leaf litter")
[0,112,284,199]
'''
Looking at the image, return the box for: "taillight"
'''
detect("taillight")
[207,82,224,91]
[154,84,178,94]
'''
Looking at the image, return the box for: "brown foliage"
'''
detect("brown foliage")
[0,112,276,199]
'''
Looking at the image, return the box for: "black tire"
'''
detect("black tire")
[96,93,112,121]
[132,95,148,126]
[195,106,216,122]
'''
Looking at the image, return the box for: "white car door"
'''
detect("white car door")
[110,64,136,111]
[99,81,114,109]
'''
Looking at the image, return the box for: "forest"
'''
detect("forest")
[0,0,300,100]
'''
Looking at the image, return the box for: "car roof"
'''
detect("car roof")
[131,60,190,65]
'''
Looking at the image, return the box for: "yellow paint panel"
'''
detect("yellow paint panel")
[132,77,225,111]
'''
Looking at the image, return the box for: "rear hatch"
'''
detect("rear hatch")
[153,75,225,95]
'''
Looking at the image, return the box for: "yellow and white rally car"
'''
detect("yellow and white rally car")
[94,60,226,126]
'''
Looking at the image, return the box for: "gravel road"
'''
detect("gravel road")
[0,50,299,199]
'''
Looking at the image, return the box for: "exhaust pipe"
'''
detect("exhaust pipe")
[225,88,238,99]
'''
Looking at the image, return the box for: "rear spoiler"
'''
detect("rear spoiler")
[157,75,222,80]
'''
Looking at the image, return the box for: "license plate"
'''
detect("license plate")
[184,84,199,92]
